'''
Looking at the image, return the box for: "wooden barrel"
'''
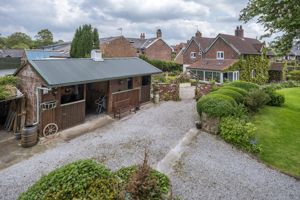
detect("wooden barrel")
[21,125,38,148]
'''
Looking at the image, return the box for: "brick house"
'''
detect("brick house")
[127,29,172,61]
[100,36,136,58]
[187,26,266,83]
[175,31,214,66]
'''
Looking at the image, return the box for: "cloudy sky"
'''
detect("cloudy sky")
[0,0,269,45]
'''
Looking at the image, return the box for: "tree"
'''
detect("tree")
[240,0,300,55]
[70,24,100,58]
[11,43,30,49]
[93,28,100,49]
[0,34,6,48]
[6,32,32,48]
[34,29,53,47]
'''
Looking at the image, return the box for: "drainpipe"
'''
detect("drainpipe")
[33,87,51,126]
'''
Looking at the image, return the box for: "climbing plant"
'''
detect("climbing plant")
[228,54,269,85]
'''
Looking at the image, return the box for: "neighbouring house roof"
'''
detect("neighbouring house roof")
[270,62,284,71]
[208,34,263,55]
[289,41,300,56]
[25,50,68,60]
[20,57,161,87]
[187,59,238,71]
[183,37,214,54]
[0,69,16,77]
[41,42,72,57]
[126,37,158,49]
[0,49,24,58]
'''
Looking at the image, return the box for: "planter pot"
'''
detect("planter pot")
[14,132,21,140]
[21,125,38,148]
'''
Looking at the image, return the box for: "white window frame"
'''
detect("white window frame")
[216,51,224,60]
[251,69,256,78]
[190,52,196,59]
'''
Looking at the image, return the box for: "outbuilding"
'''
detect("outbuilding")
[15,51,161,136]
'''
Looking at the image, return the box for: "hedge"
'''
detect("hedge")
[139,55,182,72]
[197,94,237,117]
[18,160,118,200]
[289,70,300,81]
[221,86,248,96]
[226,81,259,91]
[211,88,244,104]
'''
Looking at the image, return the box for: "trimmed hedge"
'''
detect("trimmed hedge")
[197,94,237,117]
[244,89,270,112]
[18,160,118,200]
[289,70,300,81]
[221,86,248,96]
[227,81,259,91]
[211,88,244,104]
[140,55,182,72]
[263,87,285,107]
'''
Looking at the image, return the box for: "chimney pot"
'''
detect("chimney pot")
[91,49,103,61]
[235,25,244,37]
[140,33,145,39]
[156,29,162,38]
[195,30,202,38]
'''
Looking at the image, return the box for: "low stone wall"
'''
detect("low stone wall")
[201,113,220,134]
[195,83,220,100]
[154,83,180,101]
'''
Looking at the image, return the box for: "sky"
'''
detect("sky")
[0,0,270,45]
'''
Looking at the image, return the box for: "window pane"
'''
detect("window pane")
[213,72,220,82]
[198,70,204,80]
[228,72,233,81]
[205,71,212,81]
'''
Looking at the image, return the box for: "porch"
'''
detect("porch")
[189,69,239,83]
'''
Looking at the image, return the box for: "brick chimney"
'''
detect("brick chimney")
[235,25,244,37]
[195,30,202,38]
[140,33,145,39]
[156,29,162,38]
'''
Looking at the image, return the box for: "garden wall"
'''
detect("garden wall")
[195,83,219,100]
[156,83,180,101]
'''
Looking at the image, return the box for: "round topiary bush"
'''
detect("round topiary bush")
[197,94,237,118]
[18,160,119,200]
[227,81,259,91]
[221,86,248,96]
[211,88,244,104]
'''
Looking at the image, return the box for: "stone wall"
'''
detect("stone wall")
[155,83,180,101]
[195,82,219,100]
[201,113,220,134]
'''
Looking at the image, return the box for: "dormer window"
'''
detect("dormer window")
[190,52,196,59]
[217,51,224,59]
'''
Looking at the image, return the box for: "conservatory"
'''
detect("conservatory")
[187,59,239,84]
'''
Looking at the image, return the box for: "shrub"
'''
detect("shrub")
[244,89,270,112]
[263,87,285,107]
[227,81,259,91]
[221,86,248,96]
[197,94,237,117]
[289,70,300,81]
[116,151,170,200]
[231,104,248,118]
[0,75,18,86]
[212,88,244,103]
[140,55,182,72]
[18,160,119,200]
[219,116,261,153]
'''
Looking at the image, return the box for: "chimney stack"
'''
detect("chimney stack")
[91,49,103,61]
[195,30,202,38]
[140,33,145,39]
[235,25,244,37]
[156,29,162,38]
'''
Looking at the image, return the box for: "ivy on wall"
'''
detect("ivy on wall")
[228,54,270,85]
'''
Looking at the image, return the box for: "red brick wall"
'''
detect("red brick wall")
[183,40,201,64]
[101,37,136,58]
[145,39,172,61]
[205,37,239,59]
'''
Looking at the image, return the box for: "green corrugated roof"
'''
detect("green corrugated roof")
[28,57,161,87]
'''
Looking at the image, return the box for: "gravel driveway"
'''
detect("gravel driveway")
[0,87,197,200]
[0,86,299,200]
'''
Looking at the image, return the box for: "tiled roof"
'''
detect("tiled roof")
[25,50,68,60]
[218,34,263,55]
[193,37,214,51]
[0,49,24,58]
[187,59,238,71]
[126,38,157,49]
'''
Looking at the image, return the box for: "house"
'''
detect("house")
[173,42,187,64]
[187,26,267,83]
[100,36,136,57]
[0,49,24,77]
[15,50,161,135]
[269,62,285,82]
[179,31,214,66]
[127,29,173,61]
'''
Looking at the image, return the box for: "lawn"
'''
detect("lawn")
[252,87,300,178]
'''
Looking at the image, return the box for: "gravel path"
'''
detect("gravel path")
[0,87,197,200]
[170,132,300,200]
